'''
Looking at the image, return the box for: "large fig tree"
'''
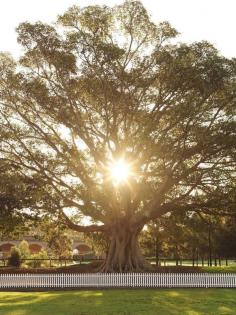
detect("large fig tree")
[0,1,235,271]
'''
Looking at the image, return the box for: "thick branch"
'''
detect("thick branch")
[61,210,107,232]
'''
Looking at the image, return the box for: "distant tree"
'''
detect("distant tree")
[139,222,164,266]
[0,1,235,271]
[40,222,72,258]
[84,232,109,258]
[210,216,236,264]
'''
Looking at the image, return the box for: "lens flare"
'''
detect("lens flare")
[110,159,130,184]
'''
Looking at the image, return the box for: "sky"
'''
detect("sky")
[0,0,236,59]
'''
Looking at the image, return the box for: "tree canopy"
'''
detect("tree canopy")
[0,0,235,271]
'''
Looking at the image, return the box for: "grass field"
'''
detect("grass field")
[202,266,236,273]
[0,289,236,315]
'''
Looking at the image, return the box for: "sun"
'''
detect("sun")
[110,159,130,184]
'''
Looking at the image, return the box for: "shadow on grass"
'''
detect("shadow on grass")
[0,289,236,315]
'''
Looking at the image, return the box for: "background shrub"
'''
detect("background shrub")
[8,246,21,267]
[27,250,49,268]
[18,240,30,260]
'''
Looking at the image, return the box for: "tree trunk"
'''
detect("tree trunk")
[208,227,212,267]
[192,248,195,267]
[175,245,179,266]
[214,255,217,266]
[155,236,159,267]
[100,224,149,272]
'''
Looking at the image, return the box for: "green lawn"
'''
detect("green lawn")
[0,289,236,315]
[202,266,236,273]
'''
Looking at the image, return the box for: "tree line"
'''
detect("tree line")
[140,213,236,266]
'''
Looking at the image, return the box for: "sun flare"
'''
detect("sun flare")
[110,159,130,184]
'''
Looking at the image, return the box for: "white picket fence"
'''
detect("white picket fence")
[0,273,236,289]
